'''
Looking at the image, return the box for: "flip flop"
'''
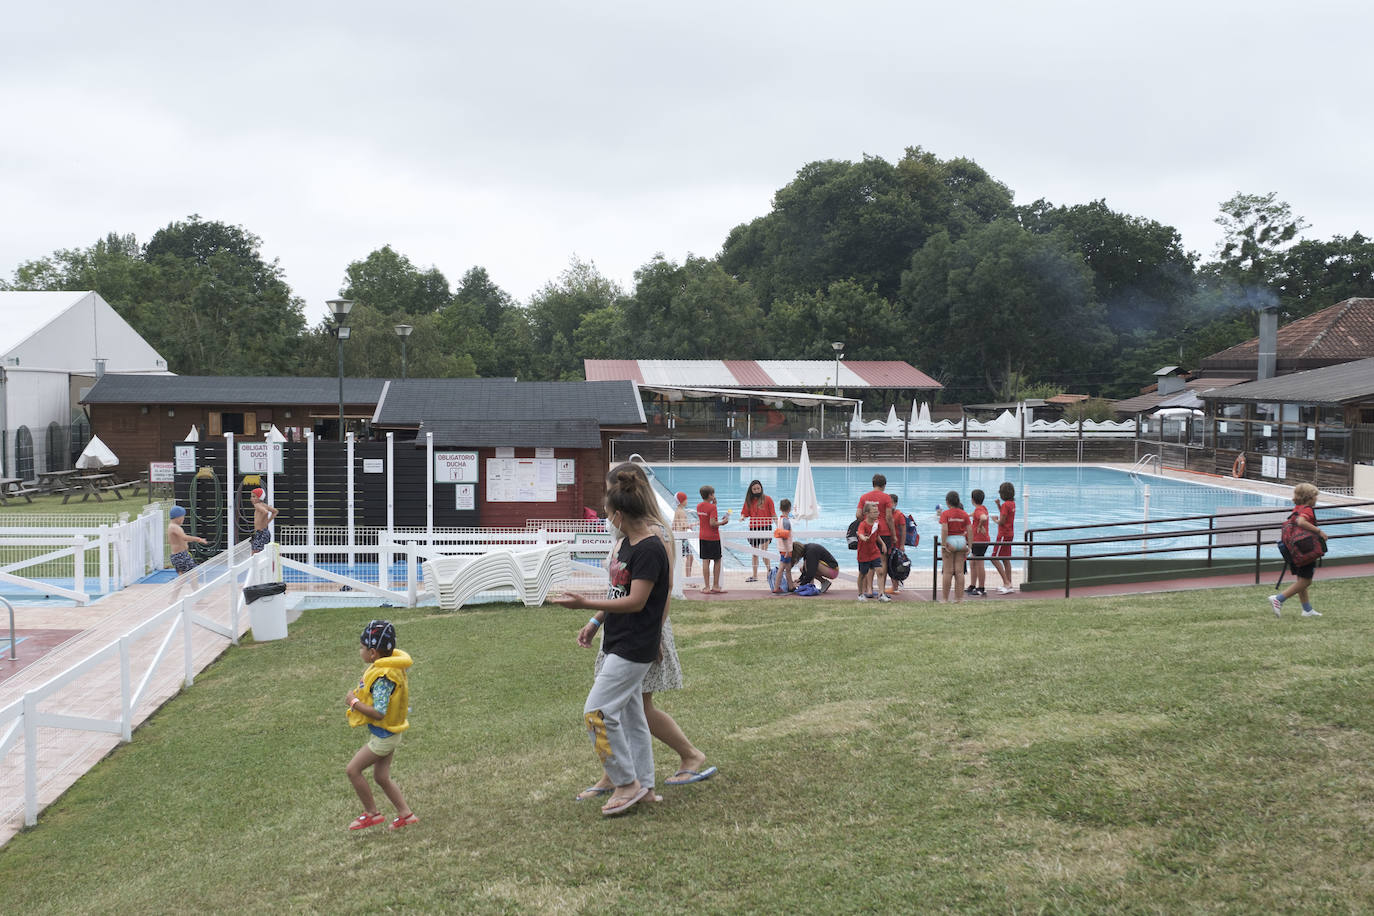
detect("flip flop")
[665,765,718,786]
[575,785,613,801]
[601,785,650,816]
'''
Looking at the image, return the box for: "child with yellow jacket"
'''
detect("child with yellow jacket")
[344,619,418,830]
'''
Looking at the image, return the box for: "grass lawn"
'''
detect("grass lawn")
[1,580,1371,913]
[0,489,156,522]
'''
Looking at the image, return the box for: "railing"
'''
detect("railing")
[610,437,1138,465]
[2,597,13,663]
[1129,453,1161,477]
[0,541,253,834]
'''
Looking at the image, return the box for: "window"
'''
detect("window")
[46,421,66,473]
[15,426,34,481]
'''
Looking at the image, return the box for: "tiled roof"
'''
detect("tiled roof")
[82,374,387,405]
[1196,356,1374,406]
[584,359,941,389]
[374,379,644,426]
[416,418,603,448]
[1201,298,1374,370]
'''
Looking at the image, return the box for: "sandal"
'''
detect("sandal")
[389,812,419,830]
[575,785,613,801]
[601,785,650,817]
[348,811,387,831]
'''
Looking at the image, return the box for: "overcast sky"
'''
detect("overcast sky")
[3,2,1368,324]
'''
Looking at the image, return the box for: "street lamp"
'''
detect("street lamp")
[831,341,844,396]
[327,298,354,441]
[394,323,413,379]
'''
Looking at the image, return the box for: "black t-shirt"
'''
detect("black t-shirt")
[799,543,838,581]
[602,534,669,664]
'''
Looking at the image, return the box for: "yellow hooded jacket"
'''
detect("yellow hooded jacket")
[347,649,411,733]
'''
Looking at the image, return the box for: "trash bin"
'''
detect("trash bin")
[243,582,289,641]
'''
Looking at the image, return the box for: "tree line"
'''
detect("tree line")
[5,148,1372,401]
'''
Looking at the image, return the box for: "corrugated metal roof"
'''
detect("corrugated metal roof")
[1112,377,1248,415]
[416,418,603,448]
[82,374,388,405]
[375,379,644,426]
[1196,356,1374,405]
[583,359,941,389]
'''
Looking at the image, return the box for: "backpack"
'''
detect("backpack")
[904,514,918,548]
[888,547,911,582]
[1281,509,1326,567]
[846,518,860,550]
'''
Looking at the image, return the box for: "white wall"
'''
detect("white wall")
[2,369,73,477]
[8,292,166,373]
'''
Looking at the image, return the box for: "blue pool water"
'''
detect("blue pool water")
[646,464,1374,561]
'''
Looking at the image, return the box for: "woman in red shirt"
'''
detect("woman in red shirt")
[740,479,776,584]
[939,490,971,604]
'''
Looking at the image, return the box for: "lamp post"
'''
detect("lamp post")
[394,323,413,379]
[327,298,354,441]
[831,341,844,396]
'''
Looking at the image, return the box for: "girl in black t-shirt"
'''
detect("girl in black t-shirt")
[555,467,670,816]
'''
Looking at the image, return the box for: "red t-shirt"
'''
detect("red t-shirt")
[741,494,776,532]
[696,501,721,541]
[1292,504,1316,525]
[941,507,971,537]
[996,500,1016,540]
[891,512,907,547]
[857,489,893,536]
[971,505,990,542]
[857,518,883,562]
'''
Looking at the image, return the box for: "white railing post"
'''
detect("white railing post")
[225,432,236,553]
[426,432,434,539]
[1142,484,1151,556]
[24,692,39,826]
[306,430,316,567]
[183,598,195,687]
[346,432,356,571]
[407,541,418,607]
[387,432,395,532]
[119,635,133,742]
[74,535,87,597]
[380,530,393,592]
[98,524,110,594]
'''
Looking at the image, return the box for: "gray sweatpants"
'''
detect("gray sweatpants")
[583,653,653,789]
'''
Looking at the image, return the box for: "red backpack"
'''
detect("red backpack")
[1281,510,1326,567]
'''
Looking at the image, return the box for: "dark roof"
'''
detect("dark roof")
[1200,297,1374,373]
[1196,357,1374,406]
[375,379,644,426]
[417,418,603,449]
[1112,377,1248,415]
[82,374,387,406]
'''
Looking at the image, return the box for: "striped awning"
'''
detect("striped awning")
[584,359,941,390]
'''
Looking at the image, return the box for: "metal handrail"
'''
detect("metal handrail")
[1027,499,1374,536]
[1129,453,1161,477]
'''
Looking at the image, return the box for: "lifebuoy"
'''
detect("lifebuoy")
[1232,454,1246,478]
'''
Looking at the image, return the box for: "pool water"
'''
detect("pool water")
[646,464,1374,561]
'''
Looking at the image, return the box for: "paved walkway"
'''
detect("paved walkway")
[1,578,246,847]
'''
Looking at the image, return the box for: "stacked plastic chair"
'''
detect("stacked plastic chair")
[424,542,572,611]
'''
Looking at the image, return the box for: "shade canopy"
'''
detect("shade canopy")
[76,435,119,469]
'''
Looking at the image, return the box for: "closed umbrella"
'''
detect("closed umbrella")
[185,426,200,442]
[792,441,820,521]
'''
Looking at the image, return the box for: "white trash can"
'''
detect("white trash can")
[244,582,289,641]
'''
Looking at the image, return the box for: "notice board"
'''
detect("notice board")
[486,457,558,502]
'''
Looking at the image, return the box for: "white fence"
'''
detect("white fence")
[0,506,165,602]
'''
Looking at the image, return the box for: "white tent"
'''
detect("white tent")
[76,435,119,469]
[791,441,820,521]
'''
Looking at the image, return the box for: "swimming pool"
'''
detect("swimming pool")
[646,464,1374,561]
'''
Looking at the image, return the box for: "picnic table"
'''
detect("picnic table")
[36,468,80,494]
[63,473,117,503]
[0,477,36,506]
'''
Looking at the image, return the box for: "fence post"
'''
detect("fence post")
[1254,528,1262,585]
[183,597,196,686]
[386,432,395,532]
[1064,542,1072,599]
[931,539,938,602]
[407,541,418,607]
[225,432,236,552]
[306,430,316,567]
[426,432,434,540]
[346,432,356,571]
[24,691,39,826]
[98,524,110,594]
[74,535,86,597]
[119,635,133,742]
[379,530,392,592]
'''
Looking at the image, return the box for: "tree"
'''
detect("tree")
[296,304,475,378]
[1275,233,1374,316]
[1214,192,1308,287]
[768,280,902,361]
[617,255,766,358]
[899,220,1111,400]
[526,258,623,379]
[720,147,1014,306]
[340,245,451,316]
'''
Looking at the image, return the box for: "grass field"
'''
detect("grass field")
[1,580,1371,913]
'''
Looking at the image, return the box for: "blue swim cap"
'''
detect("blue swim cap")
[169,506,187,519]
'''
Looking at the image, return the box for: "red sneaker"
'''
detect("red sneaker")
[348,812,387,831]
[389,813,419,830]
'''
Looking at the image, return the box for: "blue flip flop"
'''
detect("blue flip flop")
[665,765,718,786]
[575,785,613,801]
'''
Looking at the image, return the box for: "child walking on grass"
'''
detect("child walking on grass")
[1271,482,1326,618]
[345,620,418,831]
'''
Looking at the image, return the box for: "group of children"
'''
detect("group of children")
[935,482,1017,603]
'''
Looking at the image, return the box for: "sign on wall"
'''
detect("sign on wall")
[363,459,385,474]
[238,441,284,473]
[174,445,196,473]
[556,458,576,485]
[455,484,475,510]
[487,458,557,502]
[434,451,479,483]
[969,440,1007,459]
[739,440,778,458]
[149,461,175,483]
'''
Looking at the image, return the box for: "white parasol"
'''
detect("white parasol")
[791,441,821,521]
[885,405,901,437]
[76,435,119,469]
[184,425,200,442]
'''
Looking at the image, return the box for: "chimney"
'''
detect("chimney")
[1257,306,1278,380]
[94,358,107,378]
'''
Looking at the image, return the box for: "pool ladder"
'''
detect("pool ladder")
[1129,453,1161,478]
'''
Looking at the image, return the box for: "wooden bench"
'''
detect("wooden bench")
[13,487,43,501]
[98,480,143,499]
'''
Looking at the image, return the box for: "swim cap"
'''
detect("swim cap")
[251,487,265,500]
[675,492,688,503]
[169,506,186,519]
[361,619,396,653]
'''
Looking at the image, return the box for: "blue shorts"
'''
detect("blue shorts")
[858,559,881,575]
[171,550,196,574]
[250,529,271,552]
[779,552,792,564]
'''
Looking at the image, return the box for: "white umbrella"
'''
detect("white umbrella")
[792,441,821,521]
[919,401,932,427]
[885,405,901,437]
[266,425,287,442]
[76,435,119,469]
[184,425,200,442]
